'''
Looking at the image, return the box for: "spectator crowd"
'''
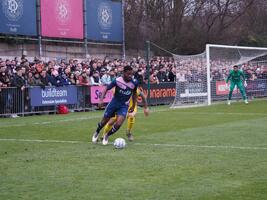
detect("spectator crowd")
[0,56,176,90]
[0,55,267,90]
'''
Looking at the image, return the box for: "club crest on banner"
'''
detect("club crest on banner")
[2,0,23,21]
[55,0,71,25]
[98,2,112,30]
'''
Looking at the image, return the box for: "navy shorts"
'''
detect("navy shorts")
[104,101,129,118]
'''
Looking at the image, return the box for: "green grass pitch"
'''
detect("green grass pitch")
[0,100,267,200]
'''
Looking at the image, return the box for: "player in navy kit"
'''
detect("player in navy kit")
[92,65,138,145]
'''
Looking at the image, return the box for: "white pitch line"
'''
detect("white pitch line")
[0,138,83,144]
[0,108,170,127]
[0,115,102,127]
[0,138,267,151]
[134,143,267,150]
[1,109,267,128]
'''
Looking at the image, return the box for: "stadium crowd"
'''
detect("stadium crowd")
[0,55,267,90]
[175,57,267,82]
[0,56,176,89]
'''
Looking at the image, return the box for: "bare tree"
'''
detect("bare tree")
[124,0,266,54]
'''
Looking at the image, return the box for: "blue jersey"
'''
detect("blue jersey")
[106,77,138,105]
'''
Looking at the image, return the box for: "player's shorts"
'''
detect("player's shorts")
[104,100,129,118]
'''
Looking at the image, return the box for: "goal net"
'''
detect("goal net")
[171,44,267,108]
[172,52,208,107]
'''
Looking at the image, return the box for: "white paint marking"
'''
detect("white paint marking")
[1,108,267,128]
[0,138,266,151]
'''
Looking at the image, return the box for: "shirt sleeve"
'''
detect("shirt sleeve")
[106,79,116,90]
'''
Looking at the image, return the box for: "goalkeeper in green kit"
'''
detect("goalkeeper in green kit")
[226,65,248,105]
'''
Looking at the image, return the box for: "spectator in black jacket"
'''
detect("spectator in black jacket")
[40,70,50,87]
[11,67,26,90]
[31,72,43,86]
[9,67,26,115]
[0,62,11,87]
[48,70,63,87]
[157,67,168,82]
[134,69,144,84]
[167,67,176,82]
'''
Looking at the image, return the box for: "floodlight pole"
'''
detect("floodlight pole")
[146,40,151,105]
[83,0,88,58]
[37,0,42,57]
[122,0,126,60]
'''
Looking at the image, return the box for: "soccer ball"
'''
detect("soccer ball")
[114,138,126,149]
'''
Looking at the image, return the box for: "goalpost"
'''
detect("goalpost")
[171,44,267,108]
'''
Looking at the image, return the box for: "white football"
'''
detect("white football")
[114,138,126,149]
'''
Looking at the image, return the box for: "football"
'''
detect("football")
[114,138,126,149]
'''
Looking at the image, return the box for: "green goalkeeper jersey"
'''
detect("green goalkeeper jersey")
[226,70,245,83]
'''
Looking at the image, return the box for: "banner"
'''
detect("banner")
[0,0,37,35]
[179,82,207,98]
[86,0,122,42]
[139,83,176,105]
[41,0,83,39]
[246,80,267,93]
[30,86,77,106]
[216,81,238,95]
[90,86,113,104]
[90,83,176,105]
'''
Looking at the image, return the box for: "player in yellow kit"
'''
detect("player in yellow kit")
[101,88,149,141]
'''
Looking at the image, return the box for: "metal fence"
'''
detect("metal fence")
[0,83,176,117]
[0,86,92,117]
[1,80,266,117]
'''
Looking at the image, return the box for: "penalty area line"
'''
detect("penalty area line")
[0,138,267,151]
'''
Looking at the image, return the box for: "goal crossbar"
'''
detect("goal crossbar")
[207,44,267,51]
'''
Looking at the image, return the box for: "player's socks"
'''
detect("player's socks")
[227,100,231,105]
[127,117,134,132]
[228,91,233,101]
[96,122,105,133]
[92,122,105,143]
[102,123,113,138]
[102,126,120,145]
[244,99,248,104]
[107,126,119,137]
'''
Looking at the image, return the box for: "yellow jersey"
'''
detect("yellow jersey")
[128,88,141,112]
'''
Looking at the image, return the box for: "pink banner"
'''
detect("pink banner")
[90,86,114,104]
[41,0,83,39]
